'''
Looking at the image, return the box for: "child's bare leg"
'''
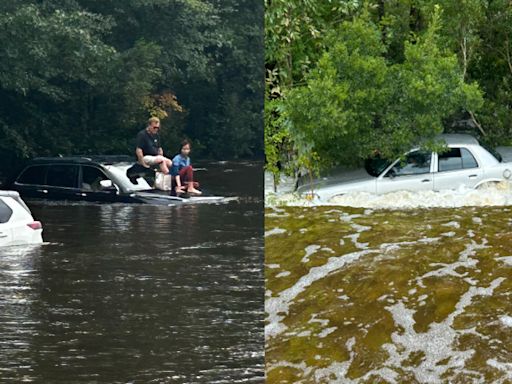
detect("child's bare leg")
[175,175,185,193]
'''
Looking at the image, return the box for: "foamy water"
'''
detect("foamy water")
[266,206,512,383]
[265,171,512,209]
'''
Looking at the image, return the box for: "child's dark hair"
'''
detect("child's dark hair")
[180,139,191,150]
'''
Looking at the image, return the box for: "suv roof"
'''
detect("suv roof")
[31,155,133,166]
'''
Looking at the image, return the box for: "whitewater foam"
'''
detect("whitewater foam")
[266,171,512,209]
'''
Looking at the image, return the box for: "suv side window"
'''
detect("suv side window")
[387,151,432,177]
[439,148,478,172]
[0,199,13,223]
[81,166,110,191]
[46,165,79,188]
[17,165,48,185]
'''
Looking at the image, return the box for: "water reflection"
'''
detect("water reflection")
[0,161,264,383]
[0,245,42,382]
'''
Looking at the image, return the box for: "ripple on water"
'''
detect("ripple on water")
[266,206,512,383]
[1,163,264,384]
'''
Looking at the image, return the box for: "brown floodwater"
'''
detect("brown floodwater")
[266,206,512,383]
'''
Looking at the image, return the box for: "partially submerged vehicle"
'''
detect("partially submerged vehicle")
[0,191,43,246]
[5,156,226,205]
[298,134,512,202]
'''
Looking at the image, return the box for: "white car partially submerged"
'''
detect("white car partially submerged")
[0,191,43,247]
[298,134,512,202]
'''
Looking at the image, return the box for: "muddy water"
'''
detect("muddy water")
[0,161,264,383]
[265,206,512,383]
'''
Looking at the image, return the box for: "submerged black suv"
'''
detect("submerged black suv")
[4,156,187,204]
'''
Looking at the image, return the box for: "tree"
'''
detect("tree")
[469,0,512,145]
[264,0,360,181]
[0,1,263,180]
[282,8,482,173]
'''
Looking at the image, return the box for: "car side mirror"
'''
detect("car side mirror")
[100,179,113,188]
[100,180,117,192]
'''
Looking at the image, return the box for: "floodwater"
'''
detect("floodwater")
[265,167,512,383]
[265,205,512,383]
[265,171,512,209]
[0,161,264,383]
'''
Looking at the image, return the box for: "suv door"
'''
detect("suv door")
[45,164,80,200]
[376,150,434,194]
[433,147,482,191]
[14,165,50,198]
[0,198,14,246]
[79,165,118,202]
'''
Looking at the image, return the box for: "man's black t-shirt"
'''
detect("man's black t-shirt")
[136,129,161,156]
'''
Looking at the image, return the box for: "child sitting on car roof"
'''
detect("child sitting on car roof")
[171,140,202,195]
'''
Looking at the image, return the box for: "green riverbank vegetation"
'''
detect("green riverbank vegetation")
[265,0,512,186]
[0,1,263,179]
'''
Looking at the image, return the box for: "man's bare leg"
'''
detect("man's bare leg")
[157,156,172,174]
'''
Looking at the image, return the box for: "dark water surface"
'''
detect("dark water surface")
[0,161,264,383]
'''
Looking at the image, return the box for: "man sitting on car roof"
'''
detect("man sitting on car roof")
[135,116,172,175]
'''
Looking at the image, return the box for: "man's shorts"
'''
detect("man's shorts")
[143,155,169,166]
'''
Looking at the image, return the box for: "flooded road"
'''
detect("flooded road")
[0,161,264,383]
[266,206,512,383]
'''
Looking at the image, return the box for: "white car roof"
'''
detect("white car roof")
[104,164,152,192]
[437,134,479,146]
[0,190,21,198]
[0,190,32,214]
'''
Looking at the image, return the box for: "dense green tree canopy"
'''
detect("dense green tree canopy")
[265,0,512,180]
[0,0,263,179]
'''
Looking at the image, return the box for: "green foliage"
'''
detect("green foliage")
[183,0,264,158]
[469,0,512,145]
[265,0,360,86]
[265,0,500,183]
[0,0,263,180]
[264,0,359,178]
[283,11,482,170]
[417,0,486,77]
